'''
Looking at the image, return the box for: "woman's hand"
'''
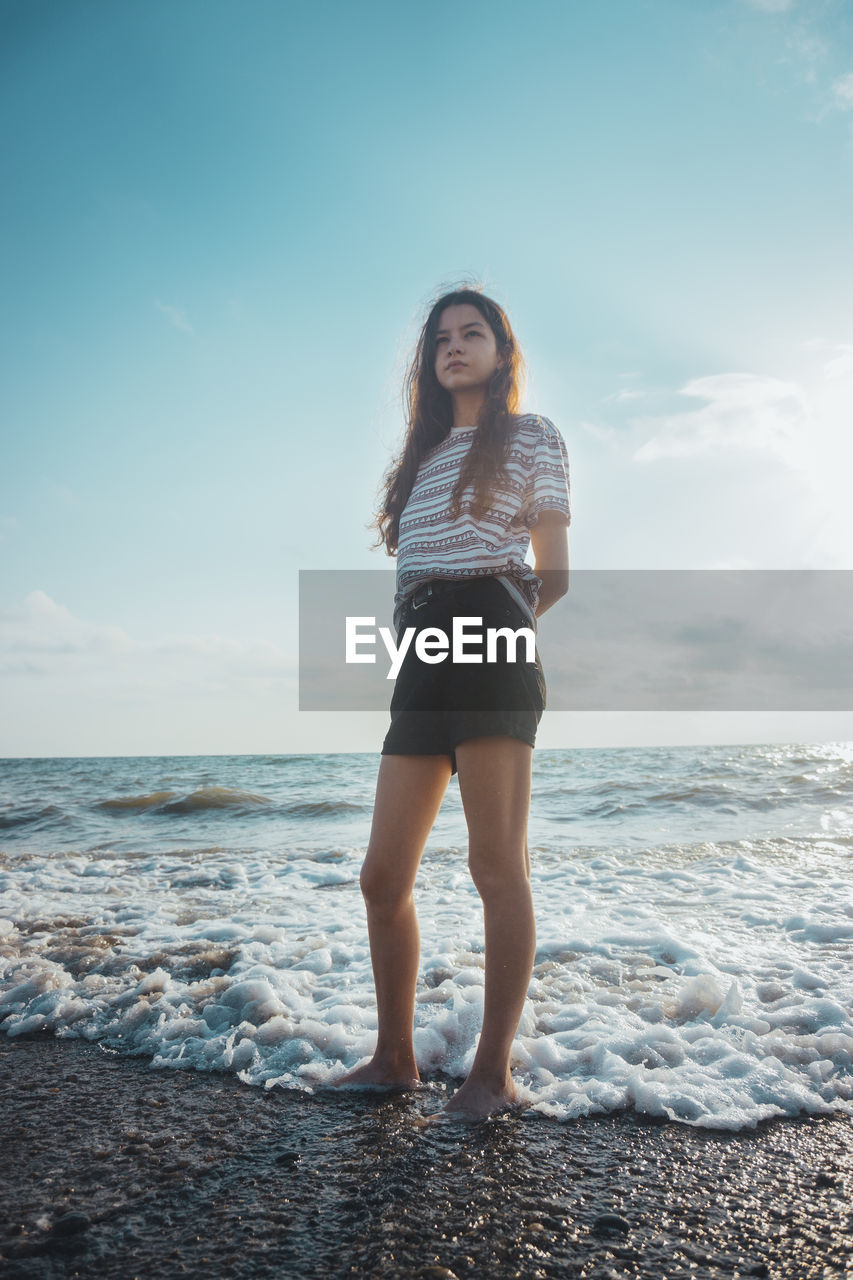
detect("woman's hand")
[530,509,570,618]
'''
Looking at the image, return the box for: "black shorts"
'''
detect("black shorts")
[380,576,547,776]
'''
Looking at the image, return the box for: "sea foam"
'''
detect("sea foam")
[1,745,852,1128]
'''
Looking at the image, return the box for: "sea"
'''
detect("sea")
[1,743,851,1131]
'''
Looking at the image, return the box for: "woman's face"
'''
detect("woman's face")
[433,303,502,394]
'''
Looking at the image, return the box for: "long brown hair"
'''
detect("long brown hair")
[370,285,526,555]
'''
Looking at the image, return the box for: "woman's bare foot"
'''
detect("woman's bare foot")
[329,1056,422,1091]
[428,1076,525,1121]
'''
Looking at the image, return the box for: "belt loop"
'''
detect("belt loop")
[411,581,433,610]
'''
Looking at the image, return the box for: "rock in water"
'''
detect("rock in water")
[592,1213,631,1235]
[51,1212,90,1236]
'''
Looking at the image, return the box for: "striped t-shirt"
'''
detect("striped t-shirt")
[392,414,571,634]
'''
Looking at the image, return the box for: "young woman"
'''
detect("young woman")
[333,286,571,1119]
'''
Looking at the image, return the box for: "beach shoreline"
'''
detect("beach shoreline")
[2,1033,850,1279]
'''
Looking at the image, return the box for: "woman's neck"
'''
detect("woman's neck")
[451,388,485,431]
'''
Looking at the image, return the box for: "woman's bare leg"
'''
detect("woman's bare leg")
[332,752,452,1088]
[438,735,536,1118]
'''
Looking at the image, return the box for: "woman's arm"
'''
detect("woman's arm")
[530,510,570,618]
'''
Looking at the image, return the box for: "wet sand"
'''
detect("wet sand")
[2,1034,851,1279]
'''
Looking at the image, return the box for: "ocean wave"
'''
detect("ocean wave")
[0,804,67,832]
[282,800,368,817]
[96,786,273,815]
[89,790,365,820]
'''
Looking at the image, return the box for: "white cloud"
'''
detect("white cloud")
[627,347,853,567]
[602,389,645,403]
[631,373,809,467]
[0,592,300,755]
[0,590,133,668]
[578,419,620,448]
[0,591,292,686]
[831,72,853,109]
[738,0,853,141]
[822,342,853,379]
[155,300,194,334]
[784,29,827,86]
[801,337,853,379]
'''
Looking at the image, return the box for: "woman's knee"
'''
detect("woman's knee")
[360,853,413,914]
[467,846,531,900]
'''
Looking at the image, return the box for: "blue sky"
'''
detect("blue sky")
[2,0,852,756]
